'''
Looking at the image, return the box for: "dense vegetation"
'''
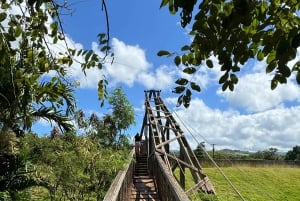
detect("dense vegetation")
[0,132,131,201]
[0,87,135,200]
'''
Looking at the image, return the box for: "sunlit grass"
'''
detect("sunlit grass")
[175,166,300,201]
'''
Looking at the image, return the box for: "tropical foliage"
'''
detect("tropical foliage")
[0,131,131,201]
[158,0,300,107]
[108,87,135,138]
[74,87,135,148]
[0,1,117,199]
[0,87,134,200]
[0,0,110,135]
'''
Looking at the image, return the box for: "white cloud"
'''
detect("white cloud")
[103,38,176,90]
[172,98,300,152]
[217,60,300,113]
[104,38,151,86]
[137,65,175,89]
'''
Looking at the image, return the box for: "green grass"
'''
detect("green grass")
[200,166,300,201]
[176,166,300,201]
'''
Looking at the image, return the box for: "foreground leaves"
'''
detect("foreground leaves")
[159,0,300,107]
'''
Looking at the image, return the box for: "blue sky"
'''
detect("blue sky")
[32,0,300,152]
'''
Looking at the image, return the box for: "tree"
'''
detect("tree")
[19,133,130,200]
[158,0,300,107]
[0,130,46,200]
[250,147,281,160]
[263,147,279,160]
[0,0,111,135]
[0,56,76,135]
[194,142,206,159]
[74,87,135,147]
[285,145,300,160]
[107,87,135,139]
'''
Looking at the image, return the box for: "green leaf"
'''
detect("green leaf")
[50,22,58,30]
[186,88,191,97]
[181,45,190,51]
[222,81,229,91]
[100,39,108,45]
[0,12,7,22]
[175,78,188,85]
[160,0,169,8]
[183,94,191,108]
[190,82,201,92]
[219,72,228,84]
[173,86,185,94]
[182,54,188,64]
[291,34,300,48]
[296,71,300,84]
[157,50,171,57]
[206,59,213,68]
[280,65,291,78]
[231,65,240,72]
[292,61,300,71]
[257,50,264,61]
[101,45,110,52]
[15,25,22,37]
[77,49,83,56]
[53,36,58,44]
[177,95,183,106]
[98,33,106,39]
[230,74,238,84]
[183,67,196,74]
[266,51,276,64]
[266,60,277,73]
[228,82,234,91]
[98,80,105,100]
[174,56,181,66]
[85,50,93,63]
[271,79,278,90]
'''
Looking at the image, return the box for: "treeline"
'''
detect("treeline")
[194,144,300,161]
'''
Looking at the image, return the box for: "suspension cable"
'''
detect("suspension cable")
[173,111,247,201]
[173,111,277,201]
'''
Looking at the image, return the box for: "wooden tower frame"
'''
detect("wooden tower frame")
[140,90,215,196]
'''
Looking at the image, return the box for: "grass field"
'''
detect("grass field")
[184,166,300,201]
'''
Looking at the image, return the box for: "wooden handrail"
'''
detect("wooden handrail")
[148,152,190,201]
[103,148,134,201]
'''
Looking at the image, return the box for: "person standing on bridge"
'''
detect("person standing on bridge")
[134,133,141,156]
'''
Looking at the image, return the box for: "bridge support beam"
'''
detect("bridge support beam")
[141,90,215,197]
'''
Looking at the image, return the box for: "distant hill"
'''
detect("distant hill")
[219,149,251,155]
[220,149,286,156]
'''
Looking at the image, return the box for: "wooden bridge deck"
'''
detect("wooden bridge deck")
[130,155,160,201]
[104,90,214,201]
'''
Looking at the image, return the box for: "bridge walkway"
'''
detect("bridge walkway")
[103,90,215,201]
[130,154,160,201]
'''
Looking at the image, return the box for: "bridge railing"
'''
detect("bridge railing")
[148,151,190,201]
[103,148,134,201]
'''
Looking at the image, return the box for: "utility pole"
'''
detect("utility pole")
[211,144,216,159]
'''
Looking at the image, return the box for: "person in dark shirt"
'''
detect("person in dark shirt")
[134,133,141,156]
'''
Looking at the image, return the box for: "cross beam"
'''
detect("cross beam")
[140,90,215,195]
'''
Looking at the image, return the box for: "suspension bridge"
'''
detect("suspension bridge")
[104,90,215,201]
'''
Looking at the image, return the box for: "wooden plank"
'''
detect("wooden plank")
[155,134,184,149]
